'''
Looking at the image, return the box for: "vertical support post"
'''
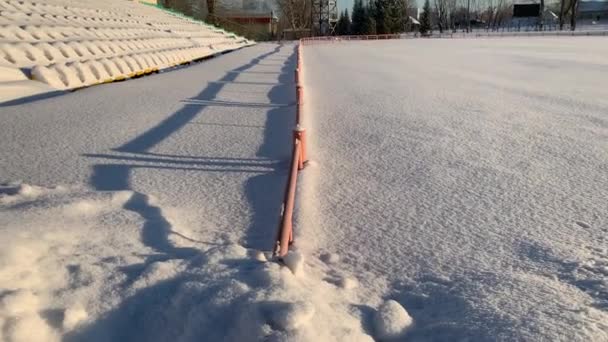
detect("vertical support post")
[278,140,301,257]
[294,127,307,170]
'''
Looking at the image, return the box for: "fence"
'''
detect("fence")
[301,34,401,44]
[426,30,608,38]
[274,42,306,257]
[299,30,608,45]
[275,28,608,256]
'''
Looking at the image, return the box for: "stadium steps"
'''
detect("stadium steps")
[0,0,255,103]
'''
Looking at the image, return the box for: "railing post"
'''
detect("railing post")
[294,126,307,169]
[277,139,300,257]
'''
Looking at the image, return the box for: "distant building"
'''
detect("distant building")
[578,1,608,20]
[512,2,559,27]
[221,12,277,38]
[513,3,541,18]
[404,7,420,32]
[407,7,420,20]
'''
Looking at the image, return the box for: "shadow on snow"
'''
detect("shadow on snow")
[67,44,297,341]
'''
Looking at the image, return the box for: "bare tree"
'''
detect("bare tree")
[277,0,311,31]
[434,0,449,32]
[539,0,544,30]
[493,0,511,29]
[569,0,579,30]
[558,0,579,30]
[559,0,567,29]
[446,0,458,30]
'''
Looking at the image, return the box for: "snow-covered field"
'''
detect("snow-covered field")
[1,36,607,341]
[299,37,608,341]
[0,42,346,342]
[0,0,251,103]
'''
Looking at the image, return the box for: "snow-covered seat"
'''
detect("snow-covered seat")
[1,0,252,97]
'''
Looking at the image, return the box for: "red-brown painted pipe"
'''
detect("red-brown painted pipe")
[294,127,307,169]
[278,139,301,257]
[296,85,303,105]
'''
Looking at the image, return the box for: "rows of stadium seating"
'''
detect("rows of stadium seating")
[0,0,253,92]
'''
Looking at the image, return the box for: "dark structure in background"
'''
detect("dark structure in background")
[578,1,608,20]
[513,3,541,17]
[311,0,339,35]
[159,0,278,40]
[512,3,541,27]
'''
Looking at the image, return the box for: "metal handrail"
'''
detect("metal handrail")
[275,43,306,257]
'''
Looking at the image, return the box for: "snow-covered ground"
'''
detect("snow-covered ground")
[1,37,607,341]
[0,0,252,103]
[299,37,608,341]
[0,42,369,342]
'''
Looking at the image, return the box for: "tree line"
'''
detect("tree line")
[336,0,411,35]
[335,0,513,35]
[334,0,584,36]
[160,0,584,38]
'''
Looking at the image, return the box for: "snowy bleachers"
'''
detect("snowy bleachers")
[0,0,253,100]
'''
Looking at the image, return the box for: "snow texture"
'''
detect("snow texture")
[0,43,374,341]
[0,0,253,103]
[301,37,608,341]
[373,300,413,340]
[2,34,607,341]
[283,251,306,276]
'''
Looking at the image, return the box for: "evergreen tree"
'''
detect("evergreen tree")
[369,0,407,34]
[386,0,406,33]
[352,0,379,35]
[337,9,352,35]
[344,9,352,34]
[373,0,388,34]
[351,0,366,35]
[337,11,345,35]
[419,0,432,35]
[363,1,377,34]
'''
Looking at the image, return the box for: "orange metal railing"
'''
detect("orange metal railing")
[300,34,403,45]
[275,42,306,257]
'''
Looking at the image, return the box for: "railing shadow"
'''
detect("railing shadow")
[242,45,297,251]
[114,45,283,154]
[84,43,294,279]
[68,43,297,341]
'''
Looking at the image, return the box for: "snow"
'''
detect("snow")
[320,252,340,264]
[0,0,253,103]
[1,34,607,340]
[301,37,608,341]
[0,42,378,341]
[373,300,413,340]
[338,276,358,290]
[268,300,316,330]
[283,251,306,276]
